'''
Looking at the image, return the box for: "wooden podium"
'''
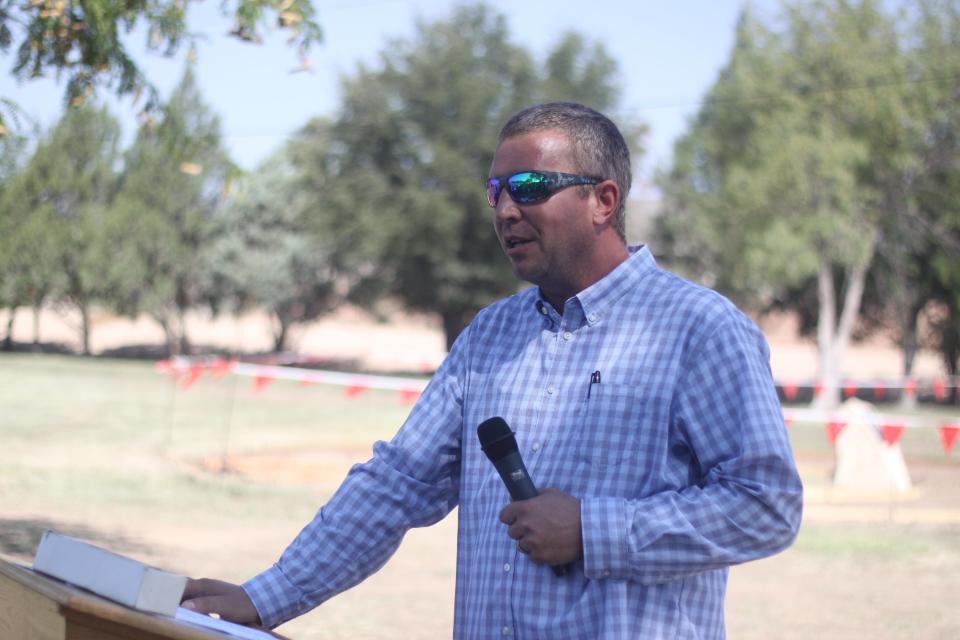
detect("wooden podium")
[0,557,283,640]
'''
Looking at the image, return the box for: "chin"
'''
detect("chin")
[511,265,546,287]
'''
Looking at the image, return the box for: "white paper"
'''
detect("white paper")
[175,607,277,640]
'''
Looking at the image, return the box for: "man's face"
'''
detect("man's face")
[489,130,596,304]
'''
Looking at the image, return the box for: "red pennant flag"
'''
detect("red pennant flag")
[903,378,917,397]
[253,375,274,392]
[398,389,421,404]
[826,420,846,445]
[154,359,173,373]
[344,385,368,398]
[813,381,824,397]
[940,424,960,455]
[881,423,906,447]
[783,415,793,428]
[843,380,857,399]
[783,383,798,402]
[181,365,204,390]
[933,379,947,401]
[873,381,886,400]
[210,358,234,379]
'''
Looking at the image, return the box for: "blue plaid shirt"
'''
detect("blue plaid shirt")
[244,246,803,638]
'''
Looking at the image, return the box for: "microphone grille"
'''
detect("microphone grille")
[477,417,518,462]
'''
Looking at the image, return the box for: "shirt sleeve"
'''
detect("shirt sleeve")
[242,326,471,627]
[580,311,803,583]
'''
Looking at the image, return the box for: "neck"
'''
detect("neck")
[541,241,630,315]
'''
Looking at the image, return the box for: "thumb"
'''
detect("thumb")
[181,595,221,615]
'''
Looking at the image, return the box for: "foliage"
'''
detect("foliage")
[0,0,322,128]
[0,129,30,345]
[656,0,960,404]
[853,0,960,378]
[0,104,120,353]
[298,3,642,349]
[209,135,342,352]
[108,65,234,354]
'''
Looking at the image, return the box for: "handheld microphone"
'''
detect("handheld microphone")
[477,416,569,576]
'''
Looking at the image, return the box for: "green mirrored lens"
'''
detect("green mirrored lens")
[508,172,551,203]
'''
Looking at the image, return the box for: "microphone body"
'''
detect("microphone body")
[477,416,569,576]
[490,450,538,501]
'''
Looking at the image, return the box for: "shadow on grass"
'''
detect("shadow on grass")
[0,516,152,561]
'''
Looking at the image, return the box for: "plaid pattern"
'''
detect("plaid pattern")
[244,246,803,639]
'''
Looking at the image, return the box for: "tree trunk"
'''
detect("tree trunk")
[441,308,476,352]
[899,304,920,409]
[156,316,177,357]
[815,258,839,410]
[814,251,872,411]
[942,300,960,377]
[2,308,14,351]
[32,303,41,348]
[79,303,91,356]
[272,313,290,353]
[178,308,192,356]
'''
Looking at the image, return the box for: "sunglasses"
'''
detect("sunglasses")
[486,171,601,207]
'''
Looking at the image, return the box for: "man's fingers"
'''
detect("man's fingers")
[507,522,527,540]
[181,577,219,600]
[178,578,260,626]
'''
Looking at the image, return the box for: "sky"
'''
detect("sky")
[1,0,783,194]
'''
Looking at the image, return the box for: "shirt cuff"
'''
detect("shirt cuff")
[581,496,629,580]
[242,565,307,629]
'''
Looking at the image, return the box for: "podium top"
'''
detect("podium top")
[0,557,288,640]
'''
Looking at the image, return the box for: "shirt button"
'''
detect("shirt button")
[562,331,573,341]
[587,313,599,323]
[602,569,612,577]
[531,442,541,452]
[539,305,548,315]
[502,626,513,636]
[546,385,556,396]
[503,562,511,572]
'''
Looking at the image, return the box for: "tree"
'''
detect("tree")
[209,135,342,352]
[796,0,960,388]
[658,1,921,409]
[0,104,121,354]
[299,3,641,350]
[886,0,960,379]
[0,0,322,128]
[0,128,29,348]
[108,65,233,354]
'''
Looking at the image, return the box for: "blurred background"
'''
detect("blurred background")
[1,1,958,638]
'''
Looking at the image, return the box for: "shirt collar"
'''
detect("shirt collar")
[533,245,657,326]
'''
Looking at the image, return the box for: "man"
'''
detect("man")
[183,102,803,638]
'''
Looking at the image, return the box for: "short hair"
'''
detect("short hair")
[498,102,632,240]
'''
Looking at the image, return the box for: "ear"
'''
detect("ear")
[591,179,620,228]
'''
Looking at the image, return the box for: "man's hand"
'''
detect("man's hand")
[180,578,261,626]
[499,487,583,566]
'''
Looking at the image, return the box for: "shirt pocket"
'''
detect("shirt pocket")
[573,383,646,468]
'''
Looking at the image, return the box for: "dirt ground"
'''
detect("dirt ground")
[4,439,958,639]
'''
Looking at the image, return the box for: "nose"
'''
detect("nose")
[493,192,522,226]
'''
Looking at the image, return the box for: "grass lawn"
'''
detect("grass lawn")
[1,352,958,639]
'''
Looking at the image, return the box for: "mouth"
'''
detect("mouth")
[504,235,535,251]
[503,236,533,260]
